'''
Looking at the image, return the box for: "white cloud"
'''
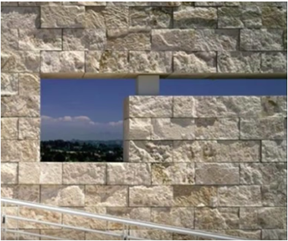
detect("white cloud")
[108,120,123,127]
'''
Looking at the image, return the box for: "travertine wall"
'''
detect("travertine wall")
[1,1,287,240]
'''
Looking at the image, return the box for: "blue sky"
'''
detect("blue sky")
[41,79,287,141]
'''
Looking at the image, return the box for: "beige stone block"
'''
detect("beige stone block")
[218,186,262,207]
[151,207,194,228]
[18,29,62,51]
[195,163,239,185]
[174,7,217,28]
[85,6,106,29]
[1,51,40,73]
[124,118,151,140]
[124,96,173,118]
[63,29,106,50]
[63,163,106,184]
[1,163,17,184]
[41,51,85,73]
[1,28,18,51]
[1,2,18,6]
[107,163,151,185]
[217,52,261,73]
[1,73,18,96]
[19,163,62,184]
[240,116,286,139]
[261,96,287,117]
[173,51,216,73]
[1,229,40,240]
[104,6,129,29]
[85,185,128,207]
[195,208,239,230]
[173,185,217,207]
[41,230,85,240]
[129,186,173,207]
[129,51,172,73]
[262,7,287,28]
[124,140,173,163]
[173,96,262,118]
[129,229,172,240]
[86,231,122,240]
[18,73,40,97]
[173,140,260,163]
[41,5,85,28]
[41,185,85,206]
[129,6,151,31]
[1,185,40,203]
[261,52,287,73]
[152,163,194,185]
[1,118,18,139]
[194,2,225,6]
[220,230,261,240]
[1,7,40,29]
[262,140,287,162]
[152,29,238,51]
[151,7,172,29]
[151,118,239,140]
[262,229,287,240]
[1,140,40,162]
[19,118,40,140]
[240,29,283,51]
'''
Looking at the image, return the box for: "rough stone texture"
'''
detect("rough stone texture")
[261,96,287,117]
[173,140,260,163]
[107,163,151,185]
[129,186,173,207]
[41,230,85,240]
[41,185,85,206]
[1,163,18,184]
[151,118,239,140]
[104,6,129,30]
[261,52,287,73]
[218,186,262,207]
[195,163,239,185]
[124,118,151,140]
[1,28,18,51]
[173,186,218,207]
[19,118,40,140]
[262,140,287,162]
[262,229,287,240]
[85,185,128,207]
[1,118,18,139]
[152,163,194,185]
[1,185,40,203]
[1,73,18,96]
[262,7,287,28]
[41,6,85,28]
[63,163,106,184]
[240,116,286,139]
[85,7,106,29]
[124,96,172,118]
[18,163,62,184]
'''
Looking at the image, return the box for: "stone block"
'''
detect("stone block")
[63,29,106,50]
[174,7,217,28]
[218,186,262,207]
[1,118,18,139]
[41,185,85,206]
[152,29,238,51]
[129,51,172,73]
[262,182,287,207]
[1,140,40,162]
[2,95,40,117]
[261,96,287,117]
[240,29,283,51]
[173,140,260,162]
[86,232,122,240]
[41,230,85,240]
[129,7,151,31]
[194,2,225,6]
[262,7,287,28]
[41,5,85,28]
[107,163,151,185]
[41,51,85,73]
[261,52,287,73]
[1,2,18,6]
[1,28,18,51]
[195,163,239,185]
[151,118,239,140]
[19,29,62,51]
[195,208,239,230]
[1,51,40,73]
[152,163,194,185]
[63,163,106,184]
[1,163,17,184]
[173,185,217,207]
[64,2,107,6]
[124,140,173,163]
[85,185,128,207]
[1,7,40,28]
[173,96,262,118]
[262,229,287,240]
[19,163,62,184]
[173,51,216,73]
[1,185,40,203]
[104,6,129,29]
[124,118,151,140]
[18,73,40,97]
[124,96,172,118]
[1,229,40,240]
[220,230,261,240]
[129,186,173,207]
[262,140,287,162]
[151,207,194,228]
[151,7,172,29]
[217,52,261,73]
[130,229,172,240]
[19,118,40,140]
[240,116,286,139]
[85,6,106,29]
[1,73,18,96]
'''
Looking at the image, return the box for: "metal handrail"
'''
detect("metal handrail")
[1,198,246,240]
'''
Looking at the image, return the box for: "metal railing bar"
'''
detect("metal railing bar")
[2,228,65,240]
[1,198,245,240]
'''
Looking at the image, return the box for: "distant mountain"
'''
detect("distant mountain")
[70,139,123,146]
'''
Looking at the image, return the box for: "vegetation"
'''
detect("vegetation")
[41,140,123,162]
